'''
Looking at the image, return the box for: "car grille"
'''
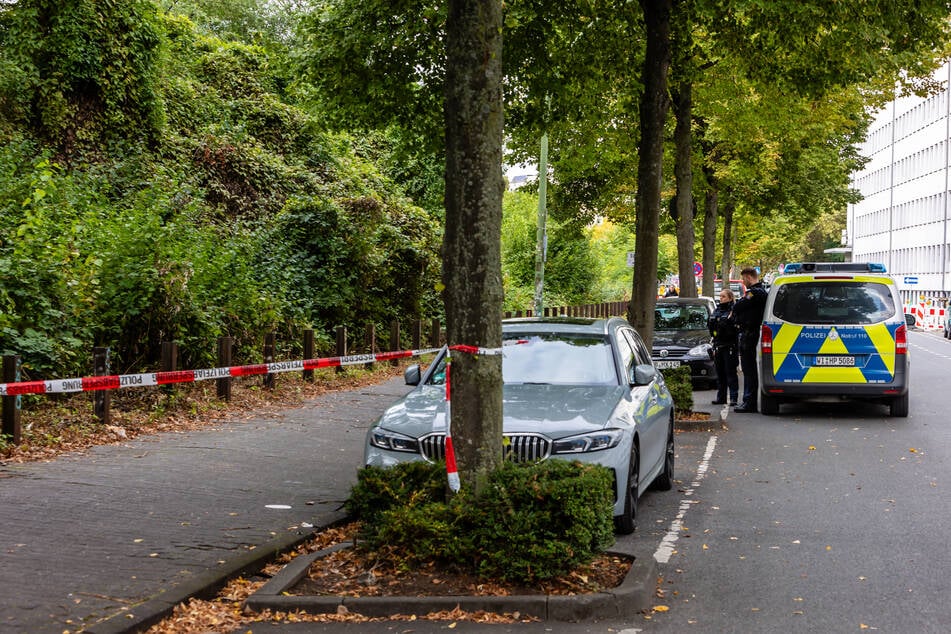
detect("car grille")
[419,432,552,463]
[652,348,688,360]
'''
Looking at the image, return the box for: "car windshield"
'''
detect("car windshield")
[771,281,896,325]
[501,333,618,385]
[424,333,618,386]
[655,305,709,330]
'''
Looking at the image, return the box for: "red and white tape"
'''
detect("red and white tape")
[0,348,442,397]
[440,341,512,492]
[443,348,460,492]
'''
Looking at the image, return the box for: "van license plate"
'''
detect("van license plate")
[654,360,682,369]
[815,356,855,367]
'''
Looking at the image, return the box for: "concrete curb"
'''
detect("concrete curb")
[244,544,657,621]
[84,513,347,634]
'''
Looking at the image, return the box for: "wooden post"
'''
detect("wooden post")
[93,347,111,425]
[412,320,422,350]
[365,324,376,370]
[2,355,21,446]
[335,326,347,374]
[217,337,233,401]
[430,318,440,348]
[263,333,276,389]
[389,319,400,366]
[161,341,178,395]
[303,329,315,382]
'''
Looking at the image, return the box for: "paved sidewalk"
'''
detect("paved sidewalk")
[0,375,414,634]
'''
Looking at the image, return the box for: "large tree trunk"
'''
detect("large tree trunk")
[720,197,735,283]
[672,79,696,298]
[701,176,718,297]
[629,0,673,349]
[442,0,505,495]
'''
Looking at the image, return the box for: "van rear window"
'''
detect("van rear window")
[771,281,896,325]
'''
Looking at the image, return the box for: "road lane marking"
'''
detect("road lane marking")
[908,331,951,359]
[654,434,717,564]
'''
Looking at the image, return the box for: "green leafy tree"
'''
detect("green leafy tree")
[679,0,950,288]
[501,191,598,310]
[0,0,165,157]
[0,7,444,380]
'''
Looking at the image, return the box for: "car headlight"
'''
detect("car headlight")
[552,429,624,454]
[686,343,713,359]
[369,428,420,453]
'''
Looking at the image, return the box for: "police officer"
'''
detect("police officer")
[708,288,739,406]
[732,267,768,412]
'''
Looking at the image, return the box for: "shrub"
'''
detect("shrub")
[661,364,693,415]
[469,460,615,581]
[345,461,448,525]
[347,460,616,584]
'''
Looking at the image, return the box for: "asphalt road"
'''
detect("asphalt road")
[325,328,951,634]
[0,378,413,634]
[5,329,949,634]
[629,328,951,633]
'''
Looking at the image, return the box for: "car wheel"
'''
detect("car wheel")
[761,393,779,416]
[652,421,675,491]
[889,393,909,417]
[614,447,639,535]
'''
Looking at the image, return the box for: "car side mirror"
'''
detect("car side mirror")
[404,364,421,386]
[632,364,657,386]
[904,313,917,327]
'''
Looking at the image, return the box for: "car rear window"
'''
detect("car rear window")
[501,333,618,385]
[771,281,896,325]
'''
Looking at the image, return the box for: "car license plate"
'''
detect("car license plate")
[815,355,855,367]
[654,360,682,369]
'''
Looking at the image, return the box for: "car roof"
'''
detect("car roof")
[656,297,713,306]
[501,316,626,335]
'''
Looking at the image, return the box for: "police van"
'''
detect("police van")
[758,262,911,417]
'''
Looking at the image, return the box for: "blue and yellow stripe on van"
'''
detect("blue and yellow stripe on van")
[764,321,901,384]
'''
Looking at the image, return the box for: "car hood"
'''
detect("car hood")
[652,328,709,348]
[376,384,628,440]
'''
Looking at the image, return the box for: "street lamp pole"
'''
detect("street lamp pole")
[533,132,549,316]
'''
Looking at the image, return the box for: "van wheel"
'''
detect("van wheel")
[761,393,779,416]
[889,393,909,417]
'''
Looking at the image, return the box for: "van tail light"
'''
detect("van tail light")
[760,324,772,353]
[895,324,907,355]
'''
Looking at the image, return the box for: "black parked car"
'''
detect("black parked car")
[651,297,717,389]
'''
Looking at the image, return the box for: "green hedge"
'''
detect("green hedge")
[661,364,693,415]
[346,460,616,584]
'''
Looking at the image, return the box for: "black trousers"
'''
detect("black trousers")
[738,332,758,407]
[713,344,739,403]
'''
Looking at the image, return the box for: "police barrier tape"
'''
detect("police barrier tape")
[0,348,442,397]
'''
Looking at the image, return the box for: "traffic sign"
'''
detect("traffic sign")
[904,276,918,285]
[693,261,702,276]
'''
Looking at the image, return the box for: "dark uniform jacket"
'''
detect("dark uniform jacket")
[708,301,738,349]
[732,281,768,347]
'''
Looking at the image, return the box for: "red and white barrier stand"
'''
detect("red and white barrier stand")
[904,302,947,331]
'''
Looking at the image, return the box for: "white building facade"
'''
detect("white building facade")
[849,61,951,315]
